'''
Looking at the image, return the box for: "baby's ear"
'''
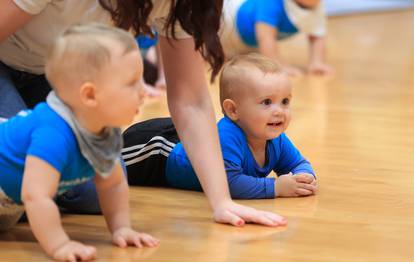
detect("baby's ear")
[79,82,98,107]
[222,99,238,121]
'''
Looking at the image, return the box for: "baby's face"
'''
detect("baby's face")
[94,46,144,127]
[235,70,292,142]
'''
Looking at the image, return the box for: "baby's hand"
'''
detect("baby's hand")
[112,227,159,248]
[293,173,316,184]
[276,173,316,197]
[308,61,334,76]
[294,173,318,194]
[52,240,96,262]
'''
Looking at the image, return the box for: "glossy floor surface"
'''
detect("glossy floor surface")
[1,9,414,261]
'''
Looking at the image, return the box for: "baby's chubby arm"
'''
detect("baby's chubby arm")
[94,161,159,248]
[274,134,317,197]
[22,156,96,261]
[307,35,334,76]
[256,23,303,77]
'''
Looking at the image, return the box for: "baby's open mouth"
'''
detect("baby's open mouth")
[267,121,283,127]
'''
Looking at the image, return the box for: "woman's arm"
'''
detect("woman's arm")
[159,36,230,208]
[0,0,33,42]
[159,36,287,227]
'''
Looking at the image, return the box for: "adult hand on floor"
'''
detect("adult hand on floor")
[213,200,288,227]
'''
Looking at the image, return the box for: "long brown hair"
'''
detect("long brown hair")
[99,0,224,81]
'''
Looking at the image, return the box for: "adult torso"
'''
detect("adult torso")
[0,0,189,75]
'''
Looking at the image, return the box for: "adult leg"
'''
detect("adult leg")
[122,117,179,186]
[0,62,27,118]
[0,61,52,118]
[15,71,52,109]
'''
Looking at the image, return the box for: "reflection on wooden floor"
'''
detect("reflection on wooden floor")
[2,9,414,261]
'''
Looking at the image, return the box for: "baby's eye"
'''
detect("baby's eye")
[261,99,272,106]
[282,98,290,105]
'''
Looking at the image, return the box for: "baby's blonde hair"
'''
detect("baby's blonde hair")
[219,53,283,106]
[45,23,138,91]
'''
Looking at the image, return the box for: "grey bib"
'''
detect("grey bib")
[47,91,123,178]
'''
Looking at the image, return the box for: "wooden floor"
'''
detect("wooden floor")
[2,9,414,261]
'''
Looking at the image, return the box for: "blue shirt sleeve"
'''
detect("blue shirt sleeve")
[220,121,275,199]
[273,133,315,176]
[255,0,284,28]
[225,160,275,199]
[27,127,71,174]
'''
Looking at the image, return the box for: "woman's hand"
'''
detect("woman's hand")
[213,200,288,227]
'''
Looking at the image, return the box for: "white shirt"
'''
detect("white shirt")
[285,0,326,37]
[0,0,189,74]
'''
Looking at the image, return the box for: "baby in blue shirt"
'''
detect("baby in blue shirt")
[0,24,158,261]
[123,53,317,199]
[220,0,333,77]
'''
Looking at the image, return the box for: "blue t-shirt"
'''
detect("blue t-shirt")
[236,0,298,46]
[136,32,158,50]
[165,116,314,199]
[0,103,94,203]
